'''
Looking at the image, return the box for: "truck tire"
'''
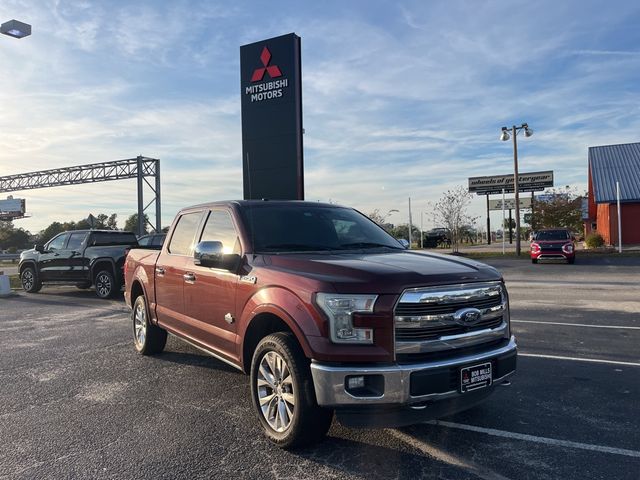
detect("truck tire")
[94,269,118,299]
[21,266,42,293]
[531,258,538,264]
[132,294,167,355]
[250,332,333,449]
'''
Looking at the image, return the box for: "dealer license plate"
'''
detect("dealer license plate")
[460,362,492,392]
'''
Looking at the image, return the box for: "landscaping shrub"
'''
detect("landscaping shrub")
[585,232,604,248]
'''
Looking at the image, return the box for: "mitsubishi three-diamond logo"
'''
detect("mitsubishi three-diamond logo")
[245,45,289,103]
[251,47,282,82]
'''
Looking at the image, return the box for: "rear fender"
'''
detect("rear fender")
[130,265,157,322]
[90,258,117,279]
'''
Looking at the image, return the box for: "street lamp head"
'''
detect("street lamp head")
[524,126,533,137]
[1,19,31,39]
[500,128,510,142]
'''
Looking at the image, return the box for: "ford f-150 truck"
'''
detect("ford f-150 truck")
[124,201,516,448]
[20,229,138,298]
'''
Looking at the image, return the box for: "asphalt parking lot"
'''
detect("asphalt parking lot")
[1,256,638,479]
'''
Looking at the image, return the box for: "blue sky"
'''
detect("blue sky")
[1,0,640,232]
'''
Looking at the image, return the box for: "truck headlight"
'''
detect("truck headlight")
[315,293,377,344]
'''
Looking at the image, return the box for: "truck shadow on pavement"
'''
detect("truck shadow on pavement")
[289,417,494,480]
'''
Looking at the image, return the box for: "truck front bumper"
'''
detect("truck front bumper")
[310,336,516,409]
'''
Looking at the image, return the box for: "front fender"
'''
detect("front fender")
[238,286,325,358]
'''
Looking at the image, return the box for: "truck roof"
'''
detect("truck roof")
[64,229,135,234]
[180,200,344,212]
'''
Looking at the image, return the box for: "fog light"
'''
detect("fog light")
[347,376,365,390]
[344,374,384,397]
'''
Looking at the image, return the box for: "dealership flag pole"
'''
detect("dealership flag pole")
[502,189,506,255]
[616,181,622,253]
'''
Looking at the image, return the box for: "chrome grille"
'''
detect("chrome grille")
[394,281,509,355]
[395,295,501,317]
[396,317,503,340]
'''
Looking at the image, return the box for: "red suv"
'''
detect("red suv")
[530,229,575,264]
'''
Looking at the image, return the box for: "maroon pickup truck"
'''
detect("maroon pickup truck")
[124,200,516,448]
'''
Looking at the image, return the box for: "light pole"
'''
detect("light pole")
[500,123,533,256]
[1,19,31,39]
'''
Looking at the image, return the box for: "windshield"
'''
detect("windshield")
[534,230,570,241]
[241,204,404,253]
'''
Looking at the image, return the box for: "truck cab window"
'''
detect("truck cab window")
[168,212,202,255]
[47,234,68,251]
[200,211,239,254]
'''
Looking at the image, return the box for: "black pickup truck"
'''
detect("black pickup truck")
[19,230,138,298]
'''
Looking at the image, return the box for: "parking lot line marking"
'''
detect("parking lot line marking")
[519,353,640,367]
[426,420,640,459]
[512,320,640,330]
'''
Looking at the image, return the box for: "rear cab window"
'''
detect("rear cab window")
[90,232,139,246]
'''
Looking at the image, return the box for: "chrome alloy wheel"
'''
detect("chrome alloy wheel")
[96,274,111,297]
[133,301,147,347]
[257,351,296,432]
[22,269,34,290]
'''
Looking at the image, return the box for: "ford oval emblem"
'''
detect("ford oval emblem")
[453,307,482,326]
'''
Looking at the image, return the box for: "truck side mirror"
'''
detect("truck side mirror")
[396,238,410,249]
[35,244,45,253]
[194,241,223,268]
[194,241,240,271]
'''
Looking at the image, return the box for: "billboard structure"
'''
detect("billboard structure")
[469,170,553,245]
[468,171,553,195]
[240,33,304,200]
[0,196,26,221]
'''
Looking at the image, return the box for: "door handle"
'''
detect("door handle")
[155,267,165,275]
[183,272,196,283]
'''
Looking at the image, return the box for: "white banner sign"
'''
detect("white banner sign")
[489,198,532,210]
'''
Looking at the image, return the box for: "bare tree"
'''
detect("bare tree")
[433,186,476,253]
[367,209,398,233]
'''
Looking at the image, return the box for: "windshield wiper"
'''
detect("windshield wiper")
[339,242,404,250]
[260,243,335,252]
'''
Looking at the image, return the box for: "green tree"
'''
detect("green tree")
[390,224,421,245]
[107,213,118,230]
[124,214,149,234]
[533,188,583,233]
[0,221,32,250]
[38,222,66,244]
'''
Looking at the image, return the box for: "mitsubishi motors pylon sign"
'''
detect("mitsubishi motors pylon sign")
[240,33,303,200]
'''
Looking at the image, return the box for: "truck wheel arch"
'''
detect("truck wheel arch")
[130,280,145,305]
[241,309,314,374]
[19,261,37,275]
[91,259,116,282]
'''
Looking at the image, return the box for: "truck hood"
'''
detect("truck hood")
[262,250,501,294]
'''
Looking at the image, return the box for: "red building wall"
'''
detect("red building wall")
[597,203,640,245]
